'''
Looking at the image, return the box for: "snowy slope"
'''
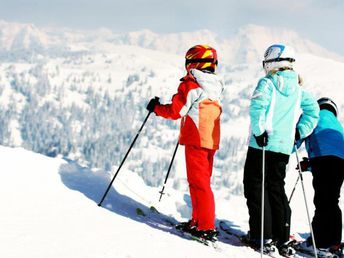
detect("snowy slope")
[0,21,344,257]
[0,20,344,212]
[0,145,334,258]
[0,146,258,258]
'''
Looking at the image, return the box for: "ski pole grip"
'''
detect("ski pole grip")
[153,96,160,108]
[146,96,160,114]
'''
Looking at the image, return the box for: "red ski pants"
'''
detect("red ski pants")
[185,145,216,230]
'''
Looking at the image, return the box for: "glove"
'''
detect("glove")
[146,97,160,112]
[296,157,310,172]
[295,129,301,142]
[254,131,268,147]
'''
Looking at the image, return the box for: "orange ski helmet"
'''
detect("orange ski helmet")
[185,45,218,73]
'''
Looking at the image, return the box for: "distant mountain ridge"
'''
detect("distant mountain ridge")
[1,20,343,63]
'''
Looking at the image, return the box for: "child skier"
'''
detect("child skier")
[146,45,223,242]
[295,97,344,257]
[243,44,319,256]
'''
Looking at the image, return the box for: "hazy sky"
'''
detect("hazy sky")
[1,0,344,55]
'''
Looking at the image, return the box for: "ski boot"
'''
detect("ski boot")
[262,239,279,255]
[192,229,219,242]
[190,228,219,246]
[175,220,197,234]
[278,240,297,257]
[329,244,344,258]
[243,236,279,256]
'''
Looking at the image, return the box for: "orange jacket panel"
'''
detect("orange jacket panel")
[154,76,221,150]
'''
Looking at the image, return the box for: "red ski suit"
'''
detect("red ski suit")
[154,70,222,230]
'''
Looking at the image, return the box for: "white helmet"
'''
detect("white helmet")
[317,97,338,117]
[263,44,295,74]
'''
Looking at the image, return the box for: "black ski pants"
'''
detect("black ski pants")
[243,147,291,246]
[310,156,344,248]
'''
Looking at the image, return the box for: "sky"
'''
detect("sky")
[0,0,344,55]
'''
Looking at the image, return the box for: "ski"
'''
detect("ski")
[175,227,221,250]
[290,234,344,258]
[294,244,344,258]
[135,206,176,227]
[218,220,243,240]
[136,206,221,249]
[295,249,342,258]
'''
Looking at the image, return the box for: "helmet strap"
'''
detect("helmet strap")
[263,57,295,65]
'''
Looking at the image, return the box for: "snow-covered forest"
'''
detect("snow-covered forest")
[0,20,344,195]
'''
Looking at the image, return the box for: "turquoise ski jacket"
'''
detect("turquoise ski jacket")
[304,109,344,160]
[249,70,319,155]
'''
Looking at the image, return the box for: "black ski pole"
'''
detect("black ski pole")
[294,144,318,258]
[288,175,300,203]
[260,145,266,258]
[159,142,179,202]
[98,107,155,207]
[289,157,309,203]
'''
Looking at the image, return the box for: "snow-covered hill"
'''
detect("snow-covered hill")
[1,145,340,258]
[0,19,344,203]
[0,145,251,258]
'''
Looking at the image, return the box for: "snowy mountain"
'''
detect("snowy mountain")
[0,145,338,258]
[113,25,344,64]
[1,20,343,63]
[0,20,51,51]
[1,20,344,258]
[0,19,344,195]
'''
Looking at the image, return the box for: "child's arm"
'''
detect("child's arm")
[296,90,320,139]
[154,81,202,120]
[249,78,273,137]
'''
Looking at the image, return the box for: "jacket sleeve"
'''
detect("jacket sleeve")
[296,90,320,139]
[154,81,202,120]
[249,78,273,136]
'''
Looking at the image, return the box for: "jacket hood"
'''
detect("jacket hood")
[267,70,299,96]
[190,69,224,101]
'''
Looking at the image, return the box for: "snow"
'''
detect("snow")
[0,19,344,258]
[0,145,340,258]
[0,146,246,258]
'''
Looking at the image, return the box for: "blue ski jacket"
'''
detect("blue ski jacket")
[249,69,319,155]
[304,109,344,160]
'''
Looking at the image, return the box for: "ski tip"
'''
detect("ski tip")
[149,206,160,214]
